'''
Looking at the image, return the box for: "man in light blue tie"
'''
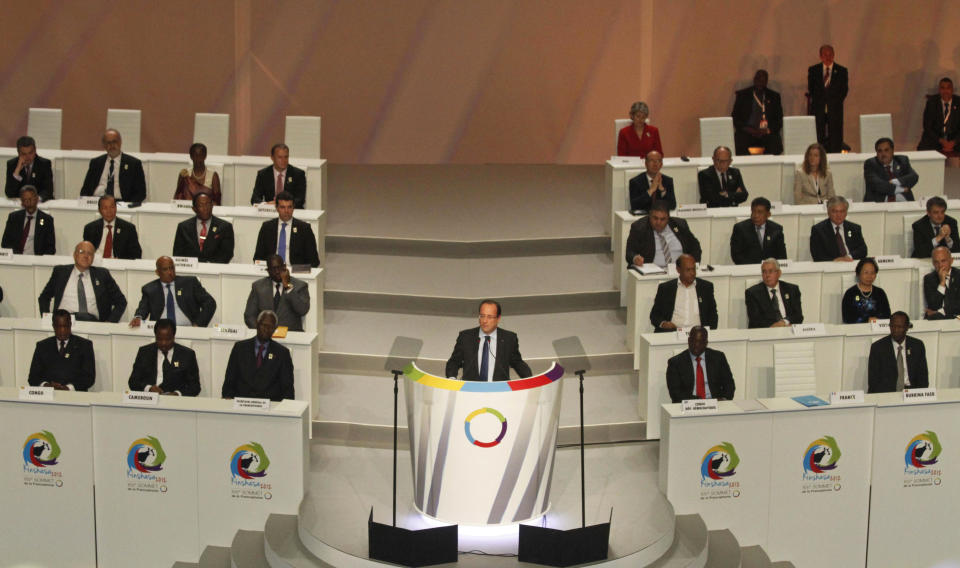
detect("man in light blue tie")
[129,256,217,327]
[445,300,532,381]
[252,191,320,267]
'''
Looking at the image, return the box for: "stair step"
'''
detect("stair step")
[327,235,611,257]
[230,530,269,568]
[740,545,772,568]
[705,529,741,568]
[647,514,709,567]
[264,513,334,567]
[326,289,621,316]
[199,545,231,568]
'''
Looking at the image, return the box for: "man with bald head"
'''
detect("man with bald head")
[628,151,676,213]
[649,254,718,332]
[130,256,217,327]
[732,70,783,155]
[79,129,146,203]
[698,146,749,207]
[923,246,960,319]
[38,241,127,322]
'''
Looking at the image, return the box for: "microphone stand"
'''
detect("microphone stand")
[577,369,586,528]
[391,369,401,527]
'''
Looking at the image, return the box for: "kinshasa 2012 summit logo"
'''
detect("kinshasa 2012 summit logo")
[127,437,166,473]
[231,443,270,479]
[464,407,508,448]
[22,431,61,468]
[701,442,739,480]
[803,436,841,473]
[905,431,942,469]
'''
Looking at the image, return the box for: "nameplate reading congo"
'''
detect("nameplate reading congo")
[173,256,199,270]
[233,397,271,411]
[123,391,160,406]
[171,200,194,210]
[792,323,825,337]
[213,324,244,338]
[871,319,891,332]
[903,388,937,402]
[78,196,100,207]
[829,390,864,405]
[681,398,719,414]
[19,386,54,401]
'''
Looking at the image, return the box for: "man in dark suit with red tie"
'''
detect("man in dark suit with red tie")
[808,44,849,153]
[867,312,928,393]
[863,138,919,203]
[665,326,735,403]
[1,185,55,255]
[918,77,960,156]
[79,129,146,203]
[810,196,868,261]
[81,195,142,259]
[250,143,307,209]
[28,309,96,391]
[222,310,295,401]
[172,193,235,263]
[445,300,532,381]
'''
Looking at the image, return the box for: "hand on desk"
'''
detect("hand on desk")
[659,321,677,331]
[770,320,789,328]
[129,317,141,328]
[48,381,70,391]
[632,255,645,266]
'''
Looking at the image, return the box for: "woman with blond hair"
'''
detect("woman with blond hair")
[793,143,835,204]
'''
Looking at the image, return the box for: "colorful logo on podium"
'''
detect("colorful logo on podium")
[905,431,942,469]
[22,431,61,468]
[700,442,739,480]
[127,437,166,473]
[803,436,841,473]
[230,443,271,479]
[464,407,508,448]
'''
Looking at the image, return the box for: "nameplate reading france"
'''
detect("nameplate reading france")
[19,386,54,401]
[233,397,271,411]
[829,390,864,405]
[681,398,719,414]
[123,391,160,406]
[903,388,937,402]
[792,323,825,337]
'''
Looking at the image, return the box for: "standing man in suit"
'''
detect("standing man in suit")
[868,312,928,393]
[863,137,919,202]
[698,146,748,207]
[172,192,235,263]
[918,77,960,156]
[5,136,53,201]
[912,197,960,258]
[628,151,676,213]
[253,191,320,267]
[665,326,735,403]
[38,241,127,322]
[244,254,310,332]
[1,186,55,255]
[730,197,787,265]
[79,129,146,203]
[28,309,96,391]
[222,310,295,401]
[808,44,849,153]
[923,246,960,319]
[250,143,307,209]
[127,319,201,396]
[625,201,702,269]
[810,196,867,261]
[745,258,804,328]
[445,299,532,381]
[129,256,217,328]
[732,69,783,155]
[81,195,142,259]
[649,254,718,332]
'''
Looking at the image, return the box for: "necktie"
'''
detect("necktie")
[103,224,113,258]
[59,340,66,356]
[107,159,115,196]
[896,344,905,391]
[159,350,169,387]
[273,283,281,309]
[199,220,207,252]
[77,273,89,318]
[658,231,672,264]
[770,288,783,321]
[23,163,31,180]
[20,215,32,253]
[884,164,896,202]
[256,344,266,368]
[823,67,830,87]
[165,283,176,320]
[695,355,706,399]
[835,226,848,256]
[479,335,491,381]
[278,222,288,261]
[276,172,283,196]
[934,224,942,244]
[756,225,763,245]
[721,172,728,192]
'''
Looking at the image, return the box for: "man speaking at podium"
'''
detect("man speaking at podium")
[445,300,531,381]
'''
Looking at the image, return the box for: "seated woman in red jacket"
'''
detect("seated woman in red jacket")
[617,101,664,157]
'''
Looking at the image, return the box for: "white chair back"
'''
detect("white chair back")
[27,108,63,150]
[860,114,893,153]
[615,118,631,152]
[106,109,142,153]
[193,113,230,156]
[699,117,735,157]
[903,215,915,259]
[285,116,322,159]
[774,341,817,397]
[781,116,817,156]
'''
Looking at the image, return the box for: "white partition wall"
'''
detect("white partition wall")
[27,108,63,150]
[285,115,322,159]
[106,109,142,153]
[699,117,735,157]
[194,113,230,156]
[781,116,817,156]
[860,113,893,153]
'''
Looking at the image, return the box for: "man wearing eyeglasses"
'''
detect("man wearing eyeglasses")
[445,300,532,381]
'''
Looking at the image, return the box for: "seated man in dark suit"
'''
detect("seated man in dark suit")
[250,143,307,209]
[745,258,804,328]
[810,196,867,262]
[222,310,295,401]
[732,69,784,155]
[28,309,96,391]
[1,185,55,255]
[128,319,201,396]
[253,191,320,267]
[172,193,235,263]
[868,311,928,393]
[129,256,217,328]
[649,254,718,332]
[698,146,748,207]
[628,151,676,213]
[79,129,146,203]
[445,299,532,381]
[665,326,735,403]
[863,137,919,202]
[923,246,960,319]
[625,201,702,269]
[82,195,142,259]
[912,197,960,258]
[244,254,309,331]
[38,241,127,322]
[730,197,787,265]
[5,136,54,201]
[917,77,960,156]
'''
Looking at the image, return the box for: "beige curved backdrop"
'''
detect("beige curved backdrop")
[2,0,958,163]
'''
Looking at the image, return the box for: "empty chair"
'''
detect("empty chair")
[773,341,817,397]
[781,116,817,155]
[860,113,893,153]
[614,118,631,153]
[106,109,142,153]
[284,115,321,159]
[27,108,63,150]
[699,117,735,157]
[193,113,230,156]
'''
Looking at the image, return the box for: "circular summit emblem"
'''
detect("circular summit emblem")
[464,407,507,448]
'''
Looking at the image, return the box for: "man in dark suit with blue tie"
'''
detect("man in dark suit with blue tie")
[253,191,320,267]
[79,129,146,203]
[128,319,201,396]
[129,256,216,328]
[28,309,96,391]
[1,185,56,255]
[665,326,735,403]
[445,300,532,381]
[222,310,295,401]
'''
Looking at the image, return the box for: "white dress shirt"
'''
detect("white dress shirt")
[476,328,499,382]
[59,268,100,320]
[671,279,701,328]
[652,227,684,268]
[145,348,181,395]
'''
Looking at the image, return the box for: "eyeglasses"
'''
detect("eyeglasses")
[478,315,499,320]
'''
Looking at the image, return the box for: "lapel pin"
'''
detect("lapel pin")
[672,226,678,233]
[212,226,217,232]
[174,360,179,367]
[116,227,121,233]
[293,227,298,233]
[31,172,35,178]
[855,295,860,301]
[287,176,293,183]
[268,353,274,360]
[64,353,70,358]
[124,164,129,170]
[766,235,770,240]
[95,280,100,286]
[39,218,44,226]
[698,297,702,303]
[784,293,790,299]
[177,289,182,296]
[847,230,852,237]
[906,349,911,356]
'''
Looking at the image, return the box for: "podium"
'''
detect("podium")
[403,363,564,526]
